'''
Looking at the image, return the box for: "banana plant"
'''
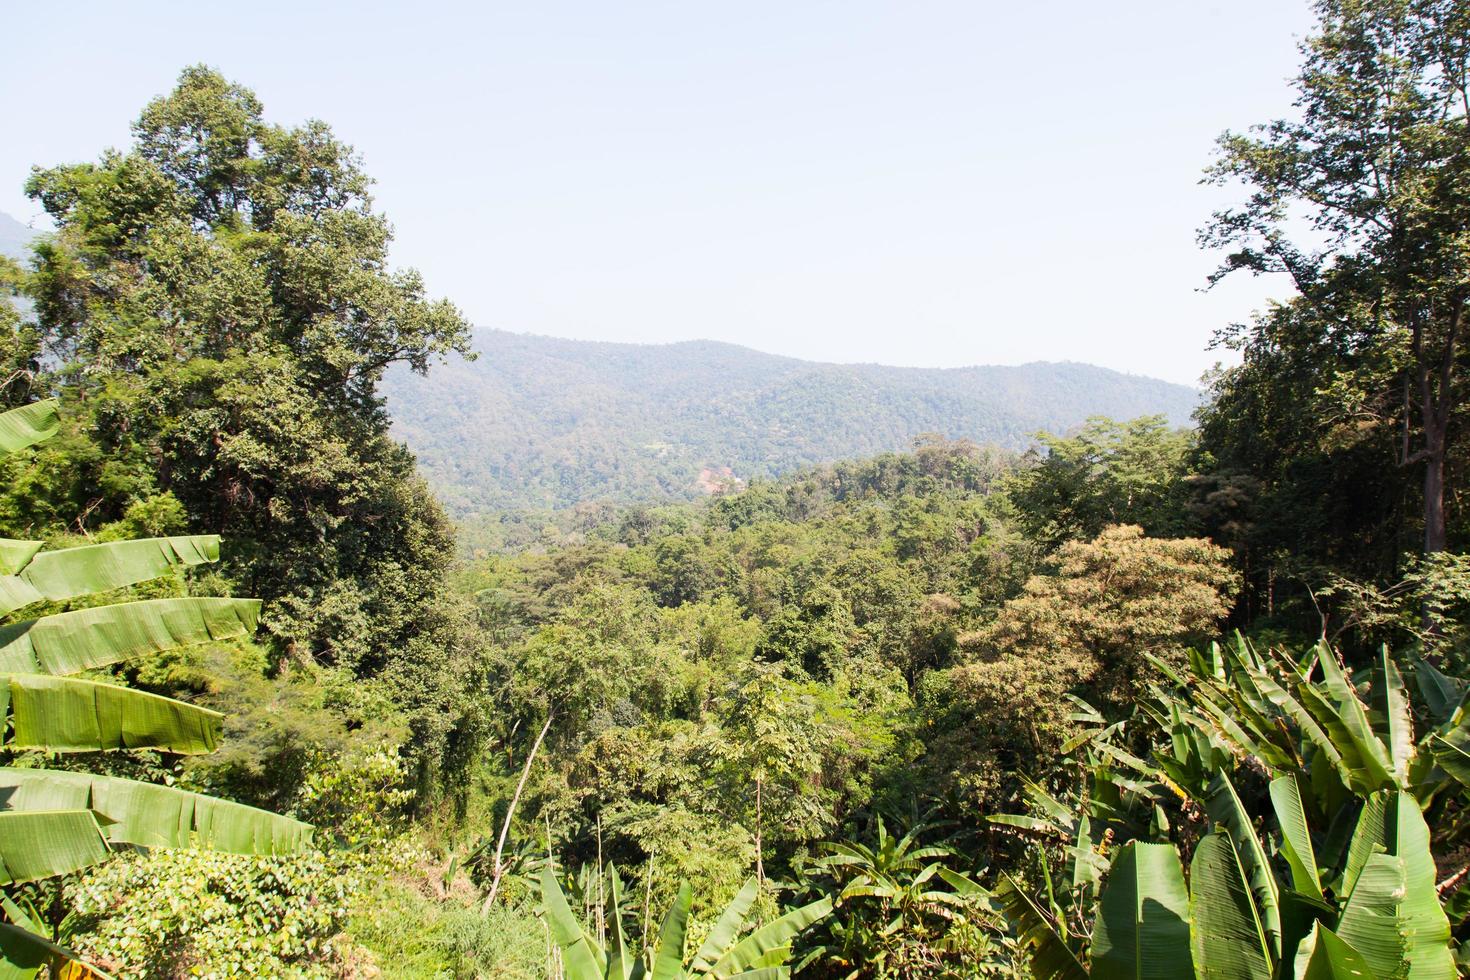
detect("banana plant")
[1147,637,1455,808]
[997,638,1460,978]
[0,400,313,978]
[541,865,831,978]
[799,814,1005,975]
[1152,636,1470,910]
[1005,775,1456,978]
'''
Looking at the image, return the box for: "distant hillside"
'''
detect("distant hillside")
[383,330,1201,515]
[0,211,36,259]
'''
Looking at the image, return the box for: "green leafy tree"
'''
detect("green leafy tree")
[1203,0,1470,556]
[715,663,839,885]
[1007,416,1196,550]
[10,65,482,801]
[918,527,1236,816]
[975,524,1237,711]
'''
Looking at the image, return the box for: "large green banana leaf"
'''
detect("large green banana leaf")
[1334,791,1453,979]
[604,867,635,980]
[1268,776,1322,901]
[1091,842,1192,980]
[0,811,111,884]
[1189,831,1273,980]
[1335,854,1411,976]
[1204,774,1281,957]
[691,879,760,973]
[1430,733,1470,789]
[1248,667,1353,789]
[539,866,604,980]
[0,596,261,675]
[0,541,40,578]
[710,895,832,976]
[1293,923,1380,980]
[651,883,693,979]
[0,402,59,456]
[1302,646,1397,791]
[0,536,226,620]
[1414,660,1465,727]
[1369,650,1415,781]
[17,535,220,599]
[0,768,312,856]
[2,673,222,754]
[0,581,41,622]
[995,873,1087,980]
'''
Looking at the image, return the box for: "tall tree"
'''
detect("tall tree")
[1204,0,1470,554]
[11,65,481,798]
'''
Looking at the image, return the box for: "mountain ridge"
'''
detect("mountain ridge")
[383,328,1201,514]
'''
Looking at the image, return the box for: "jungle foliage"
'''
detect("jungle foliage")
[6,0,1470,976]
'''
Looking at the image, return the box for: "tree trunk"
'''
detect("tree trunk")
[754,775,764,885]
[486,711,554,909]
[1426,445,1448,554]
[1416,300,1462,556]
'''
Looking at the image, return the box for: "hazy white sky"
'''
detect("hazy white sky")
[1,1,1316,385]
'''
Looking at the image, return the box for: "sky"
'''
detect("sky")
[1,1,1317,386]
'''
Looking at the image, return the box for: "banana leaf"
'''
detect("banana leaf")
[0,597,261,676]
[1268,776,1323,900]
[712,896,832,976]
[1249,668,1353,788]
[1430,734,1470,789]
[1305,646,1397,790]
[1204,774,1281,957]
[1189,831,1273,980]
[3,673,222,754]
[691,879,760,973]
[0,811,110,884]
[987,813,1062,837]
[0,768,312,856]
[651,882,692,979]
[1335,854,1410,976]
[0,580,41,621]
[1292,923,1380,980]
[1369,649,1414,781]
[17,536,221,601]
[604,867,634,980]
[1341,793,1389,899]
[538,867,603,980]
[1414,660,1465,727]
[1090,841,1193,980]
[0,541,40,578]
[1279,890,1337,971]
[1336,792,1454,978]
[0,402,59,456]
[1385,792,1454,977]
[994,873,1087,980]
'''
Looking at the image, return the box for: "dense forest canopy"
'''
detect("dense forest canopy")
[4,0,1470,977]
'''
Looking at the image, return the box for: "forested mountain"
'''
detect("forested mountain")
[382,329,1200,512]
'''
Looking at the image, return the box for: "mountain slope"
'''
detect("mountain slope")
[386,329,1201,514]
[0,211,36,259]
